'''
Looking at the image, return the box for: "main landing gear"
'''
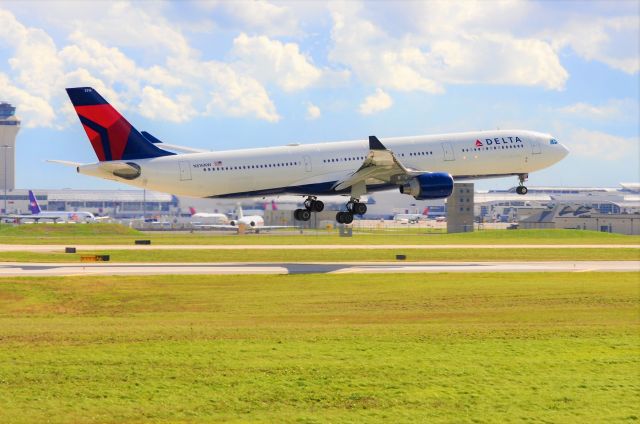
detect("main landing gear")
[294,197,324,222]
[336,199,367,224]
[516,173,528,195]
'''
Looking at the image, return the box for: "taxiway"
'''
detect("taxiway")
[0,261,637,276]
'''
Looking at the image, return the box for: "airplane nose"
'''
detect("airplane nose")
[559,143,569,158]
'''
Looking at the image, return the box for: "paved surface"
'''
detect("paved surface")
[1,244,638,252]
[0,261,637,276]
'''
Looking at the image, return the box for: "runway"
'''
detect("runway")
[1,243,638,252]
[0,261,637,276]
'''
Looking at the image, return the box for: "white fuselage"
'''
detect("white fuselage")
[20,211,96,222]
[78,130,568,198]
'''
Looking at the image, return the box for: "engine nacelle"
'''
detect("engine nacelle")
[399,172,454,200]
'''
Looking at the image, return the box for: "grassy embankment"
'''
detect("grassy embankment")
[0,223,639,245]
[0,272,638,423]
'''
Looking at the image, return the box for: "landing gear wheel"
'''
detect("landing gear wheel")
[304,197,324,212]
[336,212,354,224]
[353,202,367,215]
[300,209,311,221]
[516,186,528,195]
[294,208,311,221]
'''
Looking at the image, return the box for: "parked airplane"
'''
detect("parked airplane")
[1,190,101,223]
[394,208,430,224]
[193,204,294,233]
[188,207,229,225]
[53,87,569,224]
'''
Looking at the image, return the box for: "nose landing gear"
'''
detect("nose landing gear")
[516,173,528,195]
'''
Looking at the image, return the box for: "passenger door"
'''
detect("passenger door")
[303,155,312,172]
[442,142,455,161]
[531,140,541,155]
[179,161,192,181]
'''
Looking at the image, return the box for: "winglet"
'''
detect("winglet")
[369,135,386,150]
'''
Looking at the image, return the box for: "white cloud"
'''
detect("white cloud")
[0,8,281,127]
[0,73,55,128]
[0,9,64,102]
[557,99,639,122]
[567,128,638,161]
[550,16,639,74]
[306,102,320,120]
[359,89,393,115]
[231,33,322,92]
[197,61,280,123]
[214,1,300,37]
[328,1,569,92]
[66,1,195,59]
[138,86,195,123]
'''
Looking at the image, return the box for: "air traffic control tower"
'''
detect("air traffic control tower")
[0,101,20,191]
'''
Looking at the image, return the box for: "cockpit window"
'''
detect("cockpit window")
[550,138,558,145]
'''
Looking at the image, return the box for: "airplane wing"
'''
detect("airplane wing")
[333,136,421,191]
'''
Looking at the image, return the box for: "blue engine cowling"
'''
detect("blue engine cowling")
[399,172,454,200]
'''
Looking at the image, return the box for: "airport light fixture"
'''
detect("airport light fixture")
[1,144,11,214]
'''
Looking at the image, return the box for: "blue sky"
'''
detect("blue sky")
[0,0,638,191]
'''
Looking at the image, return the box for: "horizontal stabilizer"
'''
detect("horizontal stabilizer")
[47,159,84,167]
[142,130,208,153]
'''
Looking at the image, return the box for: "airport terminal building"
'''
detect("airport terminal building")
[1,189,179,218]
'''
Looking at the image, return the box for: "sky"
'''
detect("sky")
[0,0,638,192]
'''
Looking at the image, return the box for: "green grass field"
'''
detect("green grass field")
[1,247,638,263]
[0,272,638,423]
[1,224,639,245]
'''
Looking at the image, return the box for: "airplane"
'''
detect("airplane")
[1,190,102,223]
[188,207,229,224]
[394,208,430,224]
[52,87,569,224]
[192,203,296,233]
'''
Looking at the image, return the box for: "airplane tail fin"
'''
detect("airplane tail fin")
[236,203,244,219]
[189,207,196,216]
[271,200,278,211]
[65,87,175,162]
[422,207,429,216]
[28,190,41,214]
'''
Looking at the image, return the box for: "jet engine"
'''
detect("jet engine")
[399,172,454,200]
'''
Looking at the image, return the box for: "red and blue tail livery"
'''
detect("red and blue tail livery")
[66,87,174,161]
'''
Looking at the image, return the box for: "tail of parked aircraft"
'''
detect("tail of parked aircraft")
[65,87,174,162]
[189,207,197,216]
[28,190,41,214]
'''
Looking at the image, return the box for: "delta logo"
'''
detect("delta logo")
[473,136,523,147]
